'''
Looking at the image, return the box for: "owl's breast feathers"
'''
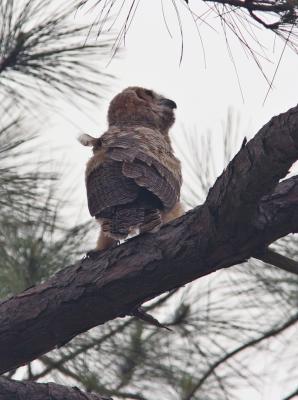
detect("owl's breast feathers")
[86,127,182,237]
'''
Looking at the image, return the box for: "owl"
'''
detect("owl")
[79,86,183,251]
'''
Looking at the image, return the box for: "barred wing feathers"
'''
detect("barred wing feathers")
[102,127,182,210]
[86,160,139,217]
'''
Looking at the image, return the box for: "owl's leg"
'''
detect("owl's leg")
[96,230,117,251]
[161,202,184,224]
[85,219,118,259]
[93,218,117,251]
[85,232,116,259]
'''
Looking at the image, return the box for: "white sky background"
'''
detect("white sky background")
[37,1,298,399]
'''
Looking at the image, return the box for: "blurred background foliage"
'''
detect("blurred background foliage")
[0,1,298,400]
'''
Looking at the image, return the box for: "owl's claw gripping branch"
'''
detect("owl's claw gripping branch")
[84,249,102,260]
[84,240,121,259]
[1,101,298,375]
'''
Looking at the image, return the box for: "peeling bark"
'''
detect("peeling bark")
[0,105,298,375]
[0,377,111,400]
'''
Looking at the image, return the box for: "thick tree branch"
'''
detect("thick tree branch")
[1,105,298,374]
[0,1,112,107]
[0,377,111,400]
[206,105,298,231]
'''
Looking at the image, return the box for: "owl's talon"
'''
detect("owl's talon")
[84,240,120,260]
[103,240,120,251]
[85,249,103,259]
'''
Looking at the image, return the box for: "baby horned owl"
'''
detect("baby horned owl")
[79,86,183,251]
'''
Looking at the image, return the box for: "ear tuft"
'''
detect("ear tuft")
[78,134,98,147]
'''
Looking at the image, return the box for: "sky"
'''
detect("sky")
[38,2,298,398]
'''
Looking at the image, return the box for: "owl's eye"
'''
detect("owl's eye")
[144,89,154,98]
[136,88,154,100]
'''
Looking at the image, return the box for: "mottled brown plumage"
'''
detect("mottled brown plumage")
[79,86,183,250]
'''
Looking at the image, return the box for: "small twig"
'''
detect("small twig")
[255,248,298,276]
[183,312,298,400]
[249,10,280,30]
[205,0,292,14]
[130,307,172,331]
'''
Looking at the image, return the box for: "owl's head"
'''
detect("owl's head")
[107,87,177,134]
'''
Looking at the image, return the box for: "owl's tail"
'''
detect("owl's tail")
[139,209,162,234]
[99,206,162,239]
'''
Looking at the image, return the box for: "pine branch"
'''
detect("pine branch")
[39,356,147,400]
[283,386,298,400]
[32,290,176,381]
[0,377,111,400]
[0,114,56,215]
[0,112,98,299]
[204,0,296,27]
[182,312,298,400]
[255,248,298,275]
[1,105,298,374]
[33,320,133,380]
[80,0,298,57]
[0,0,112,108]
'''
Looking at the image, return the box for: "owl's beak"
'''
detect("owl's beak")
[159,98,177,109]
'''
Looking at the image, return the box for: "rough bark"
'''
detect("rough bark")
[0,377,111,400]
[0,105,298,375]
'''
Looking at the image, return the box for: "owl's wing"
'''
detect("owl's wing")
[103,129,182,210]
[86,160,139,217]
[122,157,179,210]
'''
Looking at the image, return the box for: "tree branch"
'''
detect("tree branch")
[32,290,176,381]
[205,0,292,15]
[0,377,111,400]
[201,0,297,34]
[82,0,297,33]
[0,0,112,107]
[255,248,298,275]
[283,386,298,400]
[183,312,298,400]
[1,105,298,374]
